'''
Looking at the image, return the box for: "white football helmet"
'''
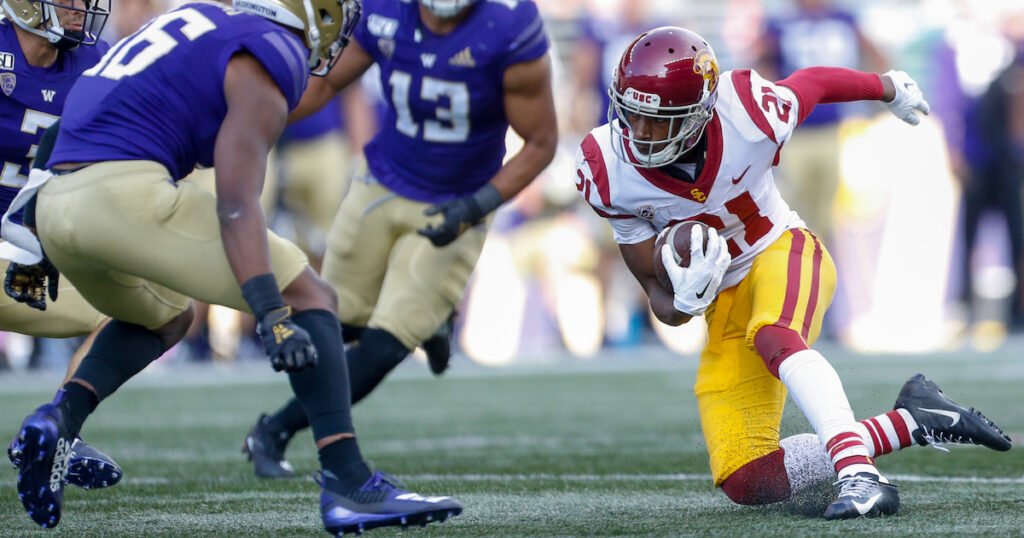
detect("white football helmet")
[1,0,109,51]
[233,0,361,76]
[420,0,476,18]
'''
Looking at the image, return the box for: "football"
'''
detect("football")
[653,221,711,290]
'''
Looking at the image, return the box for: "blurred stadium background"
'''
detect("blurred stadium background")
[3,0,1024,533]
[4,0,1024,372]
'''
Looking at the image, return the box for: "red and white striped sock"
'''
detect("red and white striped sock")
[853,409,918,458]
[825,431,878,478]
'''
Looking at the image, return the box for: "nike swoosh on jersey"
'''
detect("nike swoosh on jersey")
[919,407,961,426]
[731,165,751,184]
[852,492,883,515]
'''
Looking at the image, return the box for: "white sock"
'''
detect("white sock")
[778,350,879,479]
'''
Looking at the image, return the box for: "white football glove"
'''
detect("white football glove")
[661,226,731,316]
[882,70,930,126]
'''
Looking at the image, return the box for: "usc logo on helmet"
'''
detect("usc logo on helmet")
[693,48,718,93]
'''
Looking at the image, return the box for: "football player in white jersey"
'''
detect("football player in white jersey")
[575,26,1012,519]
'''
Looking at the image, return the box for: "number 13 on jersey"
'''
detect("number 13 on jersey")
[388,70,470,143]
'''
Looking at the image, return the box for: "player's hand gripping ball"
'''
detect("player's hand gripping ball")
[653,221,732,316]
[653,221,710,290]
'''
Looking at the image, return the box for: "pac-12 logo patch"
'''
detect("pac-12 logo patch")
[633,204,655,220]
[0,72,15,96]
[0,52,13,70]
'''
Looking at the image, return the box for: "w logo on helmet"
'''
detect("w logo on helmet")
[693,48,718,93]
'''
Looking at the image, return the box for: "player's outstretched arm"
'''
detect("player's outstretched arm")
[618,239,693,327]
[778,66,929,126]
[289,38,375,123]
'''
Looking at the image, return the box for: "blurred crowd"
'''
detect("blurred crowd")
[3,0,1024,372]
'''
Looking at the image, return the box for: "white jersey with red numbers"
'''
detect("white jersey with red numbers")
[575,69,808,291]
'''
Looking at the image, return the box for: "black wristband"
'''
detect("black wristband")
[241,273,286,318]
[468,184,504,221]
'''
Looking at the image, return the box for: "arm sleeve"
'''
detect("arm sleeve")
[777,67,884,125]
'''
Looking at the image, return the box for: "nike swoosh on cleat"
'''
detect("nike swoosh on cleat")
[919,408,960,426]
[852,492,883,515]
[695,280,711,299]
[731,165,751,184]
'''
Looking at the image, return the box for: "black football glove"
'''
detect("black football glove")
[417,184,503,247]
[255,306,319,372]
[4,259,59,311]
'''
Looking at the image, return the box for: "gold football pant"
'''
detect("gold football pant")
[35,161,309,329]
[0,258,105,337]
[695,228,836,485]
[277,131,352,234]
[322,176,487,349]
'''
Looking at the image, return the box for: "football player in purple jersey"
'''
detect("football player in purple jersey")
[0,0,123,493]
[242,0,558,480]
[6,0,461,533]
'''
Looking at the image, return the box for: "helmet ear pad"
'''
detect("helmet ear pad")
[607,26,720,168]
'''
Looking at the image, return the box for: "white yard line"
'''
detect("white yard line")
[3,472,1019,489]
[397,473,1024,484]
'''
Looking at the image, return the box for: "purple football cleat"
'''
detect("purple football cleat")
[318,470,462,535]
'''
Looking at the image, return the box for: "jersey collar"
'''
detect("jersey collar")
[623,114,723,204]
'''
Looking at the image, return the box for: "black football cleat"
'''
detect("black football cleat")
[11,401,75,528]
[894,374,1012,452]
[242,413,296,478]
[422,310,457,376]
[318,470,462,535]
[64,438,123,490]
[13,436,126,491]
[823,473,899,520]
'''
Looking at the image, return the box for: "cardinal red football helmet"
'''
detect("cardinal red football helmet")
[608,26,720,168]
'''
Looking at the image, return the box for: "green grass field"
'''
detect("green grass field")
[1,346,1022,536]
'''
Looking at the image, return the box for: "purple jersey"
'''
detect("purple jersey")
[764,9,861,126]
[49,2,309,180]
[0,20,108,226]
[355,0,548,203]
